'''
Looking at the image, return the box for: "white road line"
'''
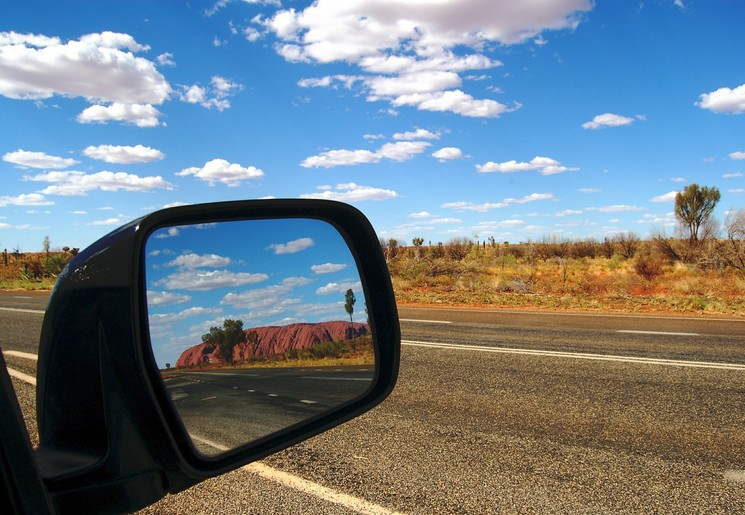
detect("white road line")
[618,330,699,336]
[3,350,39,361]
[189,434,403,514]
[0,307,45,314]
[402,340,745,371]
[6,367,37,386]
[400,318,452,324]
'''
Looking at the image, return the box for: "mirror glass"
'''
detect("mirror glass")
[145,218,374,456]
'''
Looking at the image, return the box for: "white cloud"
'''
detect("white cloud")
[409,211,433,219]
[269,237,314,255]
[311,263,348,274]
[578,187,600,193]
[146,290,192,307]
[442,201,507,212]
[316,280,362,296]
[0,193,54,207]
[300,183,398,202]
[176,158,264,186]
[730,151,745,160]
[301,140,430,168]
[26,170,173,196]
[156,52,175,66]
[587,205,645,213]
[432,147,464,161]
[261,1,590,118]
[651,191,678,203]
[723,172,743,179]
[3,150,78,169]
[89,217,125,226]
[393,129,440,141]
[159,269,269,291]
[0,31,171,104]
[504,193,557,204]
[77,103,164,127]
[392,89,515,118]
[83,144,165,164]
[476,156,577,175]
[697,83,745,114]
[178,75,243,111]
[582,113,635,129]
[166,253,231,269]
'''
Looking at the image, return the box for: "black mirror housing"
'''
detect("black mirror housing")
[35,200,400,513]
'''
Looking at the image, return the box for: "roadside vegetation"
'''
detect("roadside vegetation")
[384,187,745,316]
[0,238,76,289]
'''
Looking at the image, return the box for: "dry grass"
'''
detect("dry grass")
[390,252,745,316]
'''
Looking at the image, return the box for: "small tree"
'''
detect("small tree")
[344,288,356,325]
[202,319,246,364]
[675,183,721,244]
[42,235,51,254]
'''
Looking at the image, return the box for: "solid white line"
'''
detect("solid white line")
[3,350,39,361]
[400,306,745,324]
[618,330,699,336]
[0,307,45,314]
[6,367,37,386]
[400,318,452,324]
[189,434,402,514]
[402,340,745,371]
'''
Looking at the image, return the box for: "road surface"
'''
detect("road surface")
[1,291,744,513]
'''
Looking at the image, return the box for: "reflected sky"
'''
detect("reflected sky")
[145,218,364,368]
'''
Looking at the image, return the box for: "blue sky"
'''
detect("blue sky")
[146,217,363,367]
[1,1,744,253]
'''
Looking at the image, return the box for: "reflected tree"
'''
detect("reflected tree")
[344,289,356,325]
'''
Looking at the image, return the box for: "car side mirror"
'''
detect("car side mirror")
[34,200,400,513]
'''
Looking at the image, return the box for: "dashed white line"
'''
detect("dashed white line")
[402,340,745,371]
[3,350,39,361]
[0,307,45,314]
[618,330,699,336]
[6,367,36,386]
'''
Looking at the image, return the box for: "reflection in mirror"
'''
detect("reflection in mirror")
[145,218,374,456]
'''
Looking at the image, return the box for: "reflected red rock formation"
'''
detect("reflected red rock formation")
[175,321,369,368]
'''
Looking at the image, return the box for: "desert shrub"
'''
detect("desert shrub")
[634,251,664,282]
[445,237,472,261]
[43,253,69,277]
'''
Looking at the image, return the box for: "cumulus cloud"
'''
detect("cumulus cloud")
[311,263,348,274]
[269,237,314,255]
[301,140,430,168]
[166,253,231,269]
[0,193,54,207]
[176,158,264,186]
[0,31,171,104]
[25,170,173,196]
[146,290,192,307]
[393,128,440,141]
[158,269,269,291]
[77,103,164,127]
[83,144,165,164]
[696,83,745,114]
[259,0,591,117]
[3,150,78,169]
[432,147,464,161]
[177,75,243,111]
[587,205,645,213]
[582,113,636,129]
[300,183,399,202]
[316,280,362,296]
[476,156,578,175]
[443,192,555,212]
[651,191,678,203]
[730,151,745,160]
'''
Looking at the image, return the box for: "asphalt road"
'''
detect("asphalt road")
[1,291,744,513]
[165,367,374,454]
